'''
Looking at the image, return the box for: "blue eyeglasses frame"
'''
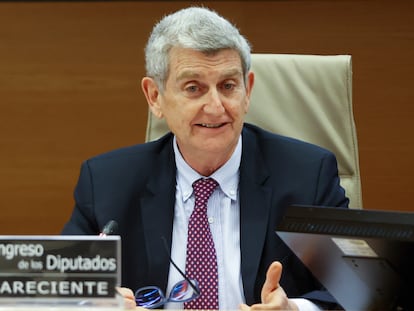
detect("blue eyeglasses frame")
[134,237,201,308]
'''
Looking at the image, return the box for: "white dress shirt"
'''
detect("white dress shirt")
[164,136,320,311]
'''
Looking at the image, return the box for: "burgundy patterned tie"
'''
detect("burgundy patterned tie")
[184,178,219,310]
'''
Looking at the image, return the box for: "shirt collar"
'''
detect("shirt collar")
[174,136,241,202]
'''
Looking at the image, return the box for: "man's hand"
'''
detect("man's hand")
[239,261,299,311]
[116,287,145,310]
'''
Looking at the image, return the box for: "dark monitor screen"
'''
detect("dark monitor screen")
[275,205,414,311]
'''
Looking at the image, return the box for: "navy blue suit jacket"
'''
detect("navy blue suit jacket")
[62,123,349,305]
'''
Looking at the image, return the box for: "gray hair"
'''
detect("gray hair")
[144,6,252,91]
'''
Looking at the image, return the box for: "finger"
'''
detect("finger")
[239,303,251,311]
[261,261,283,303]
[116,286,137,309]
[116,286,135,299]
[249,302,285,311]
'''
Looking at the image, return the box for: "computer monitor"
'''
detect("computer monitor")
[275,205,414,311]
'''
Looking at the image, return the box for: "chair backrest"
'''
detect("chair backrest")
[145,54,363,208]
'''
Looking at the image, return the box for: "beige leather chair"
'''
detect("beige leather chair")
[145,54,363,208]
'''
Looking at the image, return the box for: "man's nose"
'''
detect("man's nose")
[203,89,225,114]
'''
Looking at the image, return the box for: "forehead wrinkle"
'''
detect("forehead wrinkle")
[176,67,243,82]
[176,70,201,82]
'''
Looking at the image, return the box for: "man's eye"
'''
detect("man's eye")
[186,85,199,93]
[222,83,235,90]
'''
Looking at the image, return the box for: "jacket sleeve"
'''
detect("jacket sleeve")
[314,151,349,208]
[62,160,99,235]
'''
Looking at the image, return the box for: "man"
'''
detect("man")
[62,6,348,310]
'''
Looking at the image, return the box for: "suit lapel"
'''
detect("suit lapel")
[140,135,177,290]
[239,127,272,304]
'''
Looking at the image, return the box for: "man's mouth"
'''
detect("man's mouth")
[199,123,225,128]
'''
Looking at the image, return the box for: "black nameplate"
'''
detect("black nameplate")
[0,236,121,300]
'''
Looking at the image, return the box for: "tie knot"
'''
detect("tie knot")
[192,178,219,208]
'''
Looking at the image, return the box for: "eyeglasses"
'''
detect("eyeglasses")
[134,237,200,308]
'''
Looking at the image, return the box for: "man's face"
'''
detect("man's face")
[151,47,254,162]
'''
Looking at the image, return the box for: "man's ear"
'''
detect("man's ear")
[244,71,255,113]
[141,77,163,119]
